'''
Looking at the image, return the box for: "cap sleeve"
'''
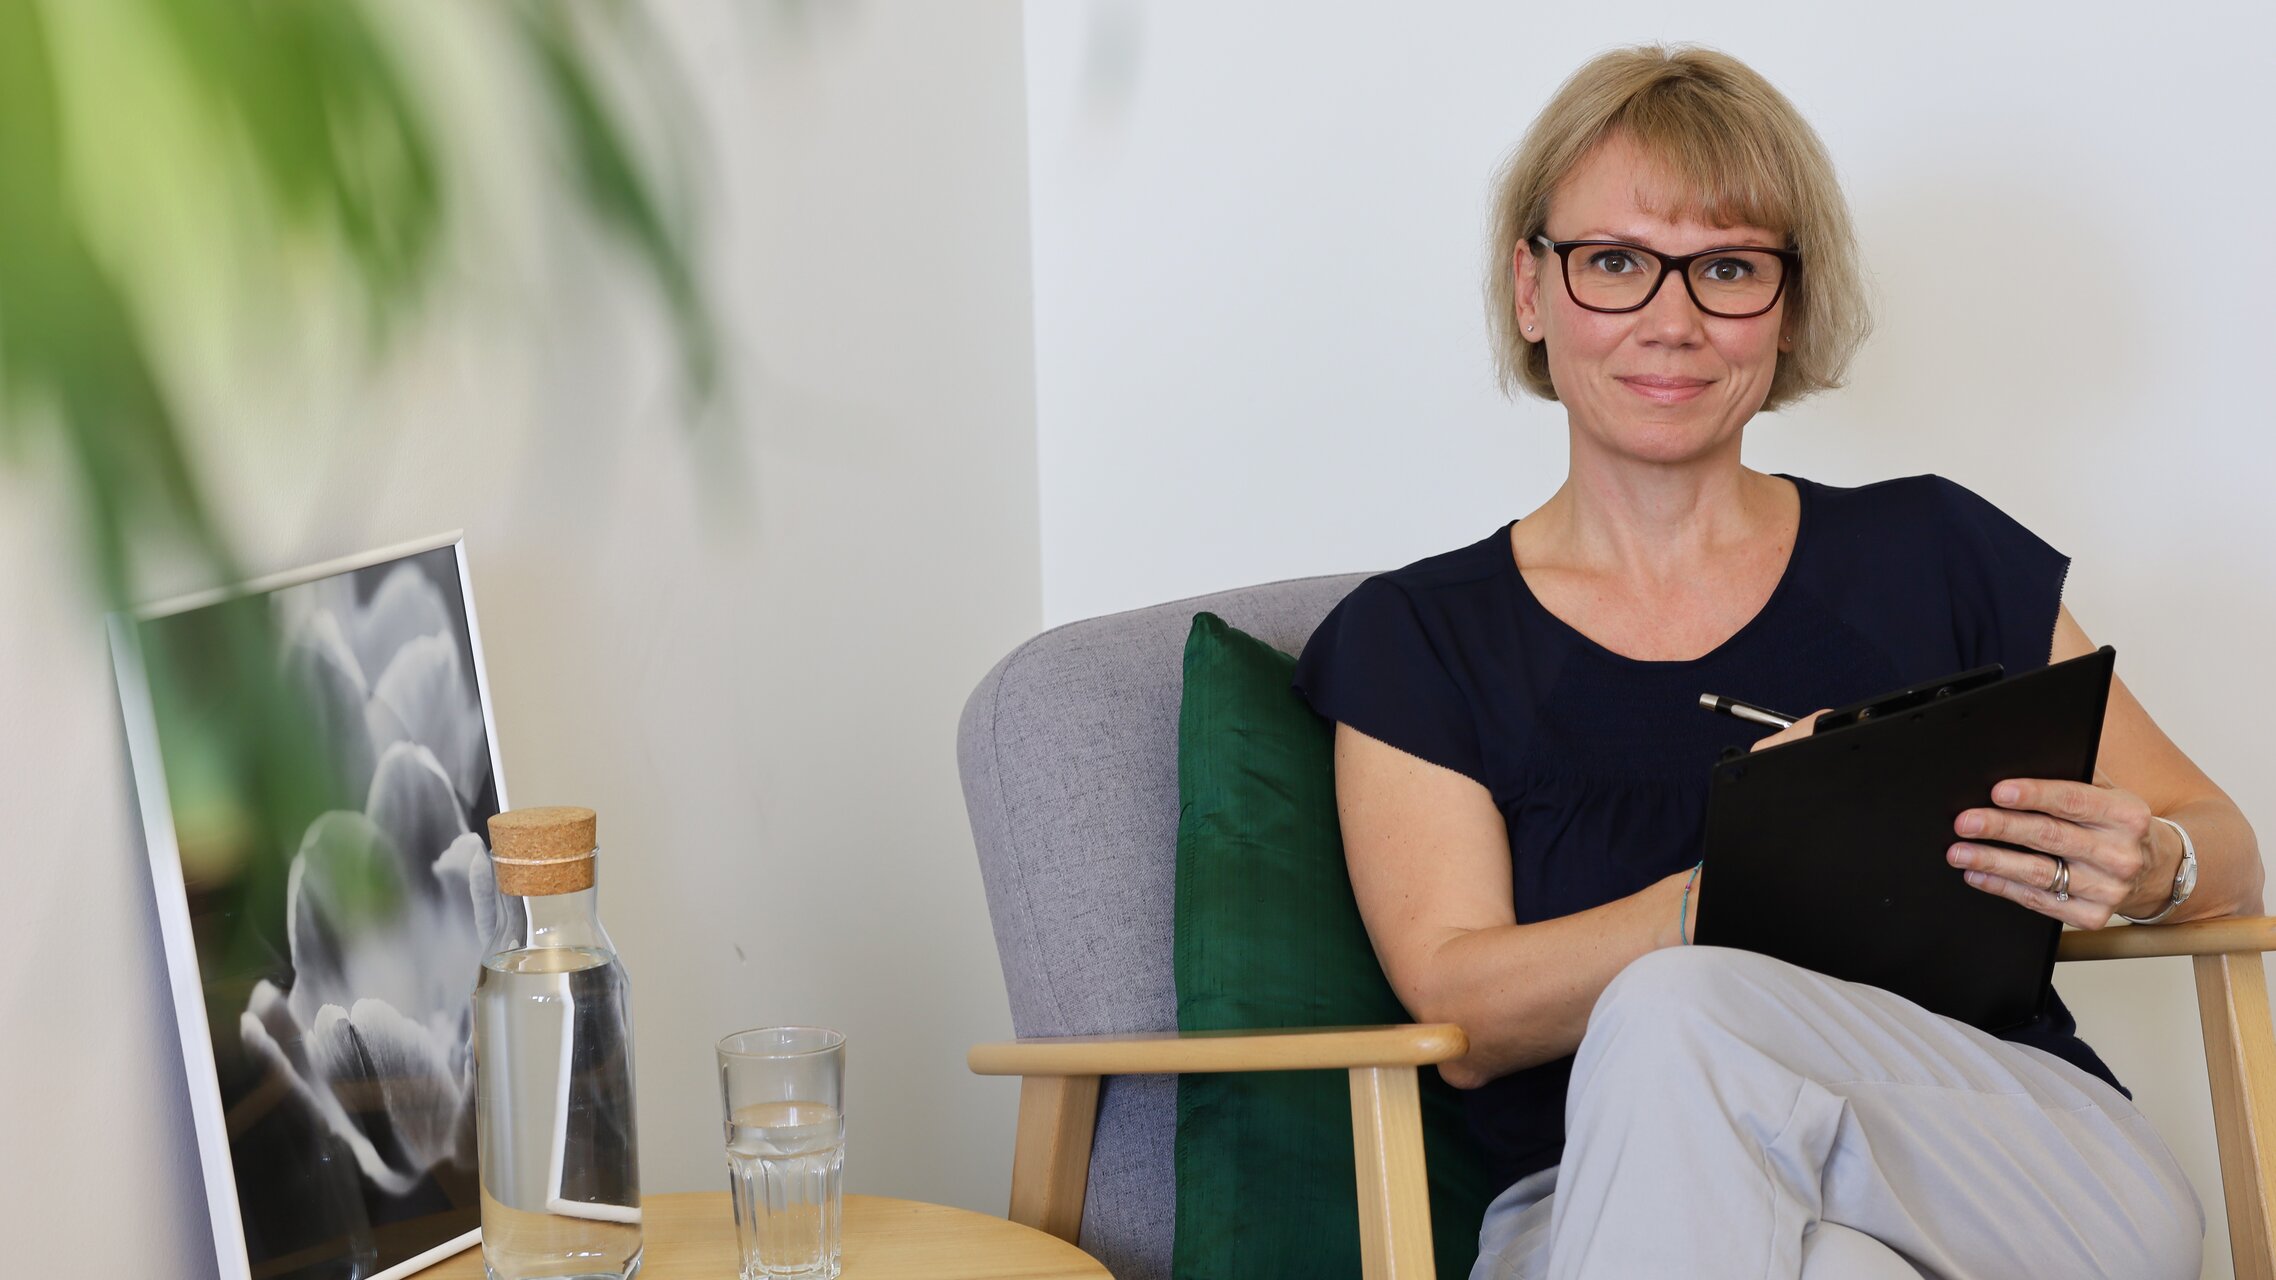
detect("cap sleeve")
[1933,477,2071,674]
[1291,576,1486,784]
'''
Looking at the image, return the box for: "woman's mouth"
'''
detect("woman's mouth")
[1616,375,1713,405]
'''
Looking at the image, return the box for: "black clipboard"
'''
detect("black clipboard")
[1693,645,2116,1031]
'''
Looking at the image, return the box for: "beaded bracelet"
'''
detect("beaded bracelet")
[1680,861,1703,946]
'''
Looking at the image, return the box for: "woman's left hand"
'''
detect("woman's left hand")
[1948,775,2169,928]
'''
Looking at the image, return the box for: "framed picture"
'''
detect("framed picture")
[111,534,505,1280]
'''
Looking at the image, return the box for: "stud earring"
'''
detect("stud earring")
[1524,324,1535,333]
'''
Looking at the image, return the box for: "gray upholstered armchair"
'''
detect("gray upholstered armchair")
[956,575,2276,1280]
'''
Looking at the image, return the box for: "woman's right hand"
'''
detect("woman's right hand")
[1749,709,1827,753]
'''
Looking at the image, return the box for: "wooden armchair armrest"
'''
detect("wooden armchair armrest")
[966,1022,1466,1077]
[2056,914,2276,962]
[2058,914,2276,1278]
[969,1024,1463,1280]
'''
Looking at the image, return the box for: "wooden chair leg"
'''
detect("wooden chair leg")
[2195,951,2276,1280]
[1008,1073,1100,1244]
[1348,1064,1435,1280]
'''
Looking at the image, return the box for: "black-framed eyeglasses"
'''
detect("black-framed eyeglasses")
[1531,235,1799,319]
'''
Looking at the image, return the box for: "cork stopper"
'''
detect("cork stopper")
[487,806,599,895]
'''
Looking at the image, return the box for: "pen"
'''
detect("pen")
[1697,693,1798,730]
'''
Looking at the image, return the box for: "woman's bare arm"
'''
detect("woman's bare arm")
[2056,607,2263,919]
[1335,723,1692,1088]
[1954,607,2263,922]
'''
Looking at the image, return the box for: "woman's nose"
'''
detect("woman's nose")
[1635,270,1707,345]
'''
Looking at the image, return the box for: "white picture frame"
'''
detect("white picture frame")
[111,533,507,1280]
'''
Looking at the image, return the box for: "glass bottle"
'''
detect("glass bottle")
[474,806,643,1280]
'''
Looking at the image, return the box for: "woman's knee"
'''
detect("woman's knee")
[1799,1223,1925,1280]
[1591,945,1800,1032]
[1575,945,1835,1089]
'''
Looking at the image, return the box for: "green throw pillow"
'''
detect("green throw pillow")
[1173,611,1495,1280]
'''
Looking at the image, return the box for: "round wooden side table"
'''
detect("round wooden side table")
[414,1192,1111,1279]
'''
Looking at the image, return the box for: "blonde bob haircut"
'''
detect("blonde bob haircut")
[1486,45,1871,412]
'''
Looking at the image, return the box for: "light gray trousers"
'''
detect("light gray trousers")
[1469,946,2203,1280]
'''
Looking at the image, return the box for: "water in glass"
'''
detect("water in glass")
[727,1100,845,1279]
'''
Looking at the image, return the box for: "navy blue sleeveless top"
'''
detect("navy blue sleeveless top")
[1292,473,2122,1191]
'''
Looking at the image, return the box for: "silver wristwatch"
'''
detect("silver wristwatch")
[2120,816,2198,925]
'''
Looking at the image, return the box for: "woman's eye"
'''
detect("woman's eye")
[1701,257,1756,282]
[1585,250,1641,274]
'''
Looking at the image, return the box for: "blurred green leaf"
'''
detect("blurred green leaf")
[142,595,348,979]
[0,0,229,603]
[141,0,443,324]
[0,0,723,973]
[515,0,721,410]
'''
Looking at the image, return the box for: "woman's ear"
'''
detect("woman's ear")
[1513,241,1544,344]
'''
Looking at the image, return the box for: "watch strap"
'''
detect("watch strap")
[2120,815,2197,925]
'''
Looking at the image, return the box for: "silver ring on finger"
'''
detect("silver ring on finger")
[2050,856,2071,902]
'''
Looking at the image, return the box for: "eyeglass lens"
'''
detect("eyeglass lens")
[1566,244,1787,317]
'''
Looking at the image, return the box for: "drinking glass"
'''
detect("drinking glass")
[718,1027,846,1280]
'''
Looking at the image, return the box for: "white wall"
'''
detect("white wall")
[0,3,1036,1274]
[1028,3,2275,1276]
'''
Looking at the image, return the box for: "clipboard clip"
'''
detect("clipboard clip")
[1814,663,2005,735]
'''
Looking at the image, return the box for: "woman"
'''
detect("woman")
[1292,45,2260,1280]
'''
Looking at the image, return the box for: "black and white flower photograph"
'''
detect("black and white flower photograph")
[127,542,501,1280]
